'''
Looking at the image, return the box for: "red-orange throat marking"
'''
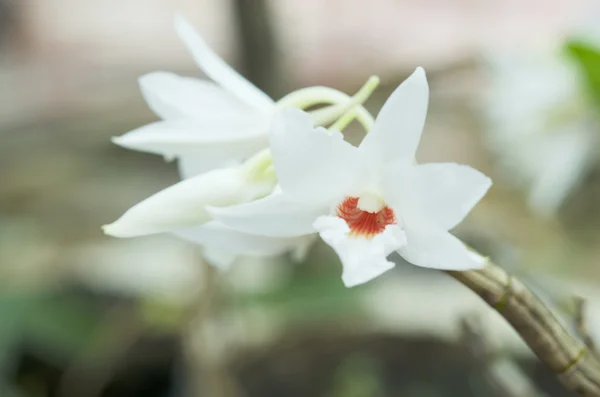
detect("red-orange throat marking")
[336,196,396,239]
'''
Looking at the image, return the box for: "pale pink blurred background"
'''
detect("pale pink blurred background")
[2,0,596,125]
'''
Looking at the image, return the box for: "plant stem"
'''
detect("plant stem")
[448,263,600,396]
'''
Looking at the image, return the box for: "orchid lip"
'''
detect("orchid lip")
[336,196,397,239]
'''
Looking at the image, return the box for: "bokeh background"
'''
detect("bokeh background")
[2,1,600,396]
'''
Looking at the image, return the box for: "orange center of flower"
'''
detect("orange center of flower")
[336,196,397,239]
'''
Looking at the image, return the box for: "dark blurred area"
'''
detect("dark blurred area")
[2,1,600,396]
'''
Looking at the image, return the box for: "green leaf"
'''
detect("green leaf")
[565,40,600,105]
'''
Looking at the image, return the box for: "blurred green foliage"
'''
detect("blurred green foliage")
[233,272,364,319]
[0,291,103,372]
[566,40,600,106]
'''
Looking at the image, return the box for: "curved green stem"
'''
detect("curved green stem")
[274,77,379,131]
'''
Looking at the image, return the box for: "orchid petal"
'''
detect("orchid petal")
[398,223,483,270]
[139,71,254,120]
[113,119,269,173]
[207,193,325,237]
[314,216,406,287]
[383,162,491,230]
[270,108,369,206]
[173,221,313,268]
[359,67,429,165]
[174,14,274,112]
[103,168,274,237]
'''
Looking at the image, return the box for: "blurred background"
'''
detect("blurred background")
[2,0,600,396]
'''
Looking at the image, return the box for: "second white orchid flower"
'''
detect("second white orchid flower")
[483,50,597,216]
[114,14,374,178]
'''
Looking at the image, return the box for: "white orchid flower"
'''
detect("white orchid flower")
[113,14,375,178]
[207,68,492,287]
[483,50,597,216]
[104,13,380,268]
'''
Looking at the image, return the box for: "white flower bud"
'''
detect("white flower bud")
[103,165,275,238]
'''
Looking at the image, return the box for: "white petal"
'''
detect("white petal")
[398,223,483,271]
[466,250,489,267]
[314,216,407,287]
[103,168,274,237]
[113,119,269,172]
[359,67,429,165]
[207,193,326,237]
[139,72,254,120]
[173,221,312,268]
[383,162,491,231]
[270,108,369,206]
[174,14,274,112]
[114,119,268,152]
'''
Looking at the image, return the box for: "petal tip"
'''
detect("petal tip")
[102,222,121,237]
[280,107,314,126]
[411,66,427,82]
[111,134,142,151]
[341,275,365,288]
[173,12,205,46]
[485,174,493,187]
[278,106,310,120]
[476,171,494,197]
[138,71,164,88]
[270,108,315,144]
[173,12,190,31]
[341,271,362,288]
[102,214,149,238]
[341,262,395,288]
[464,260,486,271]
[111,135,126,146]
[341,278,360,288]
[484,176,493,191]
[102,221,145,238]
[466,250,489,269]
[173,12,201,46]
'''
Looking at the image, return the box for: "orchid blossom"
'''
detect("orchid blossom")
[208,68,492,286]
[113,14,374,178]
[483,50,596,216]
[104,14,380,268]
